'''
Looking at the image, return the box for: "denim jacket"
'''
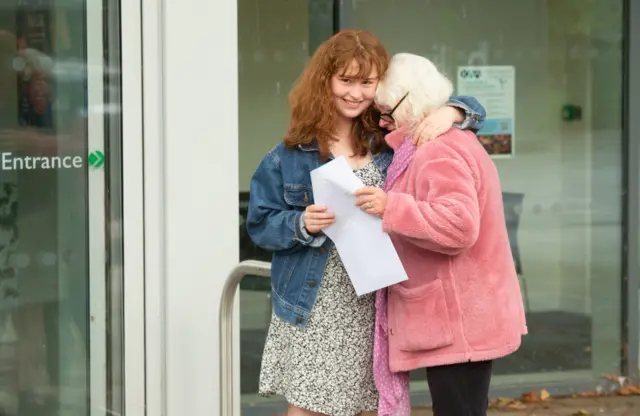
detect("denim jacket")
[246,96,486,327]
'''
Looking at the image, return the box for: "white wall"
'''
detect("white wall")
[162,0,239,415]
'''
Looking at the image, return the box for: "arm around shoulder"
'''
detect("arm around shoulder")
[447,95,486,132]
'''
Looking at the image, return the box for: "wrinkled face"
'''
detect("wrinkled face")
[330,60,378,120]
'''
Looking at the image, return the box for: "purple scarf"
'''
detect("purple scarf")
[374,135,415,416]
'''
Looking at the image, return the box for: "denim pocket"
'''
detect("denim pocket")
[283,186,313,208]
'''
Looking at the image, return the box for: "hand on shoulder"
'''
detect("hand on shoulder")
[411,106,461,146]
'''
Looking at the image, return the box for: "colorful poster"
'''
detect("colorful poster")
[457,66,515,158]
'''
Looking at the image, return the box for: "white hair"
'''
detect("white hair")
[375,53,453,125]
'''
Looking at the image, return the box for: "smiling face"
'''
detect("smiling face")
[283,29,390,159]
[330,60,379,121]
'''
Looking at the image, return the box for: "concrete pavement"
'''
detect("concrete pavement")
[407,395,640,415]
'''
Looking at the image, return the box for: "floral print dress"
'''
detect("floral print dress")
[259,161,384,416]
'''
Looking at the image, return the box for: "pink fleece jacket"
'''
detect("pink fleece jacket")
[382,127,528,372]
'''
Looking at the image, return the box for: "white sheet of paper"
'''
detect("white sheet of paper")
[310,156,408,296]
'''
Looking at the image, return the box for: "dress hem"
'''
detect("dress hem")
[259,387,378,416]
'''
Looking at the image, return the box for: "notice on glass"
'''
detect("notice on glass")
[457,65,515,158]
[310,156,408,296]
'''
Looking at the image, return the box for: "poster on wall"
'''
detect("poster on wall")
[457,65,515,158]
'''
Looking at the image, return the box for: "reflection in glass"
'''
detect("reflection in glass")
[351,0,624,381]
[0,1,123,415]
[238,0,313,414]
[238,0,626,412]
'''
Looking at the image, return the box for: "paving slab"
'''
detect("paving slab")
[404,395,640,415]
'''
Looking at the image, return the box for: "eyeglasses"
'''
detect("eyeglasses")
[379,92,409,124]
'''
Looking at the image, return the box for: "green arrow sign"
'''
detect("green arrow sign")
[88,150,105,168]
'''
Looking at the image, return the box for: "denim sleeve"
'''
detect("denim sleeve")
[299,213,327,247]
[446,95,487,132]
[246,151,323,252]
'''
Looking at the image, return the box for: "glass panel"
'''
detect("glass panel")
[349,0,624,387]
[0,0,124,415]
[237,0,332,414]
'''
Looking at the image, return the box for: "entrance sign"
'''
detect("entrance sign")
[88,150,105,167]
[0,150,105,170]
[1,153,83,170]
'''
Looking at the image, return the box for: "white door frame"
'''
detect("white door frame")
[139,0,165,414]
[121,0,146,414]
[139,0,240,415]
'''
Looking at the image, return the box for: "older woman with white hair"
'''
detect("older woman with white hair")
[354,53,527,416]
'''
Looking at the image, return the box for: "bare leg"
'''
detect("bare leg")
[287,404,325,416]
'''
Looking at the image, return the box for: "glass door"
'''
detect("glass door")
[0,0,144,415]
[237,0,335,414]
[338,0,627,398]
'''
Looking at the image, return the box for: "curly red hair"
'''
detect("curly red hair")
[284,30,390,160]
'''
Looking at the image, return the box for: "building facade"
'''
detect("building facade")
[0,0,637,415]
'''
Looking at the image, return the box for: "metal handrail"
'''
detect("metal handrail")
[219,260,272,416]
